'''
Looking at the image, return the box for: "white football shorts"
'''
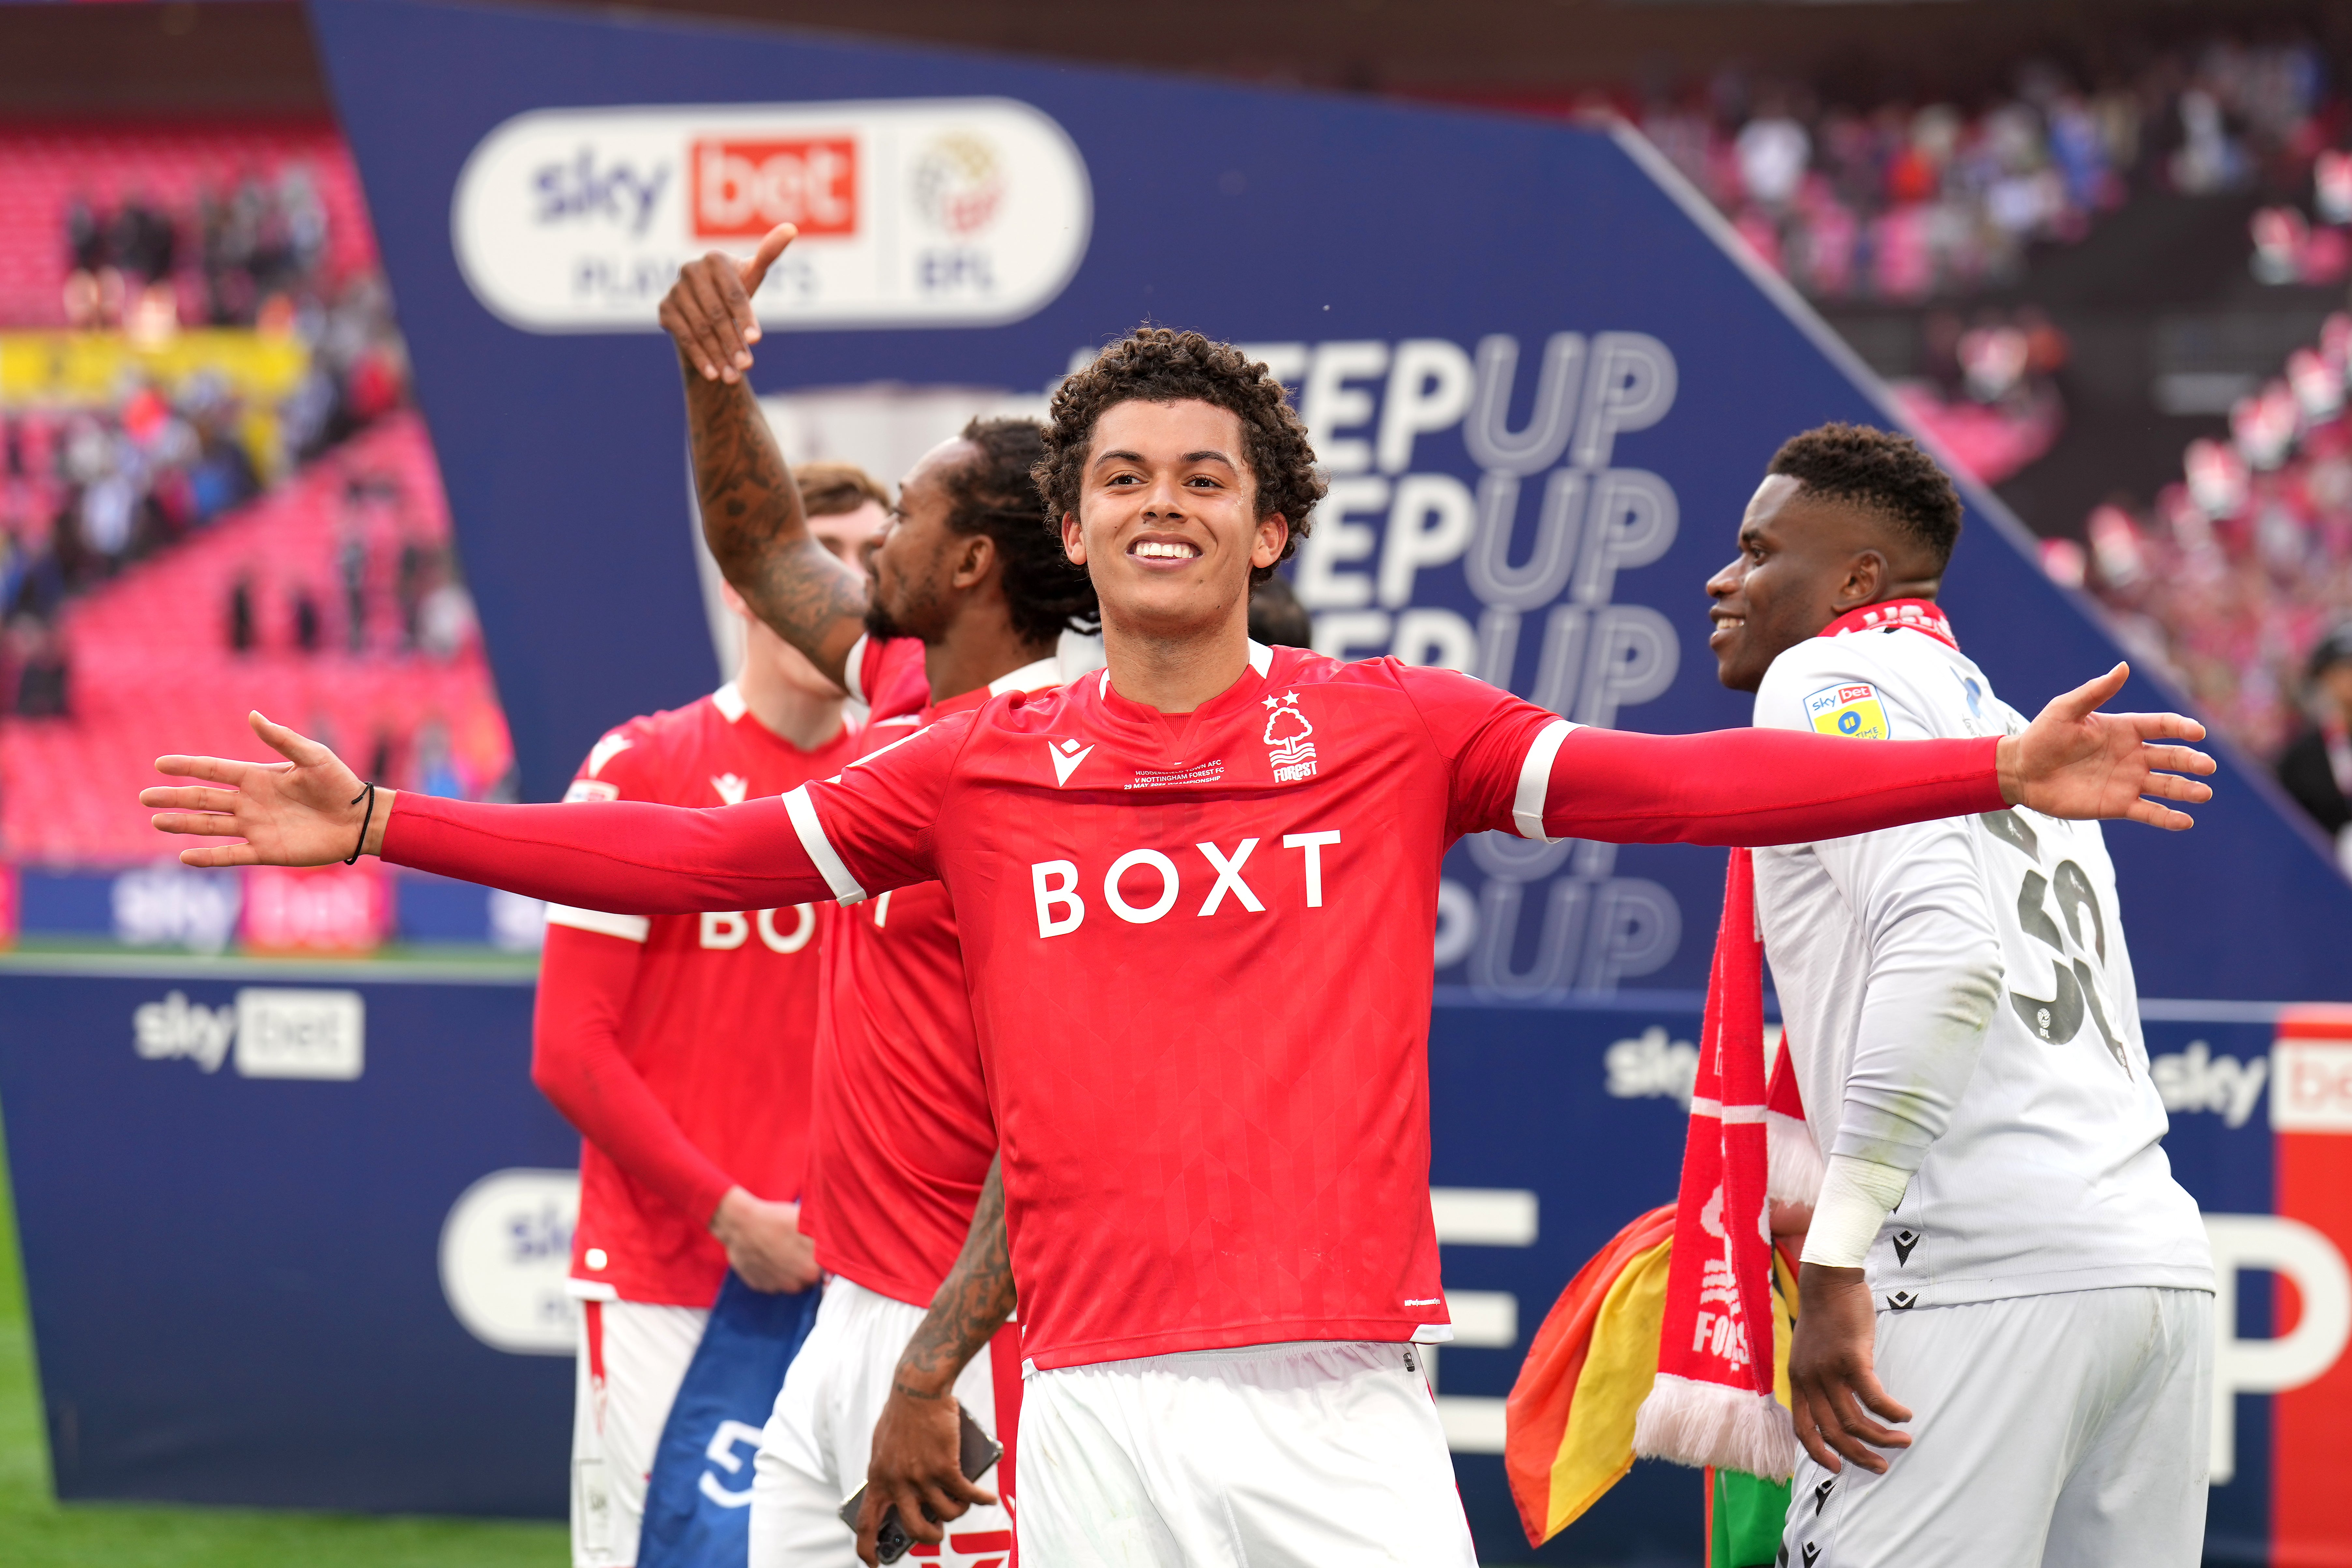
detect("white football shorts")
[571,1296,708,1568]
[1019,1339,1477,1568]
[750,1275,1017,1568]
[1783,1286,2212,1568]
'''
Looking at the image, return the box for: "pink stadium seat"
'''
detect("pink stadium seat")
[0,120,379,327]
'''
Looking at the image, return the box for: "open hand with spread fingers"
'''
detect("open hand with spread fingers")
[658,222,797,385]
[1995,663,2217,829]
[143,711,390,867]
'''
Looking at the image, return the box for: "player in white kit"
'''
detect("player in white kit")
[1705,424,2215,1567]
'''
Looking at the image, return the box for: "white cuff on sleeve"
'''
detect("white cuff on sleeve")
[1512,719,1577,843]
[545,905,650,942]
[783,784,866,905]
[1798,1154,1911,1269]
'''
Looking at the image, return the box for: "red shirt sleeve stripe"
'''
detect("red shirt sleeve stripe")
[380,790,835,912]
[1542,727,2005,846]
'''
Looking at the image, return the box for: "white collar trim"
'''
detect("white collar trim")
[987,655,1066,697]
[1093,642,1271,703]
[711,682,748,722]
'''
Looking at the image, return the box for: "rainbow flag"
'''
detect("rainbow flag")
[1507,1214,1800,1563]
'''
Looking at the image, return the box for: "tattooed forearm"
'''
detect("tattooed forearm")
[683,363,867,683]
[893,1154,1016,1400]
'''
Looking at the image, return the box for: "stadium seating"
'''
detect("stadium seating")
[0,119,377,327]
[2060,314,2352,760]
[1429,35,2342,306]
[0,413,510,866]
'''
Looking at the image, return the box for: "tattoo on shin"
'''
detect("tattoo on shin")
[685,370,866,668]
[897,1155,1015,1393]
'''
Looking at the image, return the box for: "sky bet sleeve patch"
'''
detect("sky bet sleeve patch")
[1805,682,1892,740]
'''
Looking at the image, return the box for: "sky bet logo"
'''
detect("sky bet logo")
[134,988,366,1080]
[455,101,1088,330]
[691,138,856,240]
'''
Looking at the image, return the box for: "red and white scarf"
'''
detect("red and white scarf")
[1631,598,1954,1478]
[1630,848,1793,1478]
[1818,596,1957,649]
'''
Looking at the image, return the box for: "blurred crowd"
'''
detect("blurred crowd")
[62,167,334,334]
[4,274,408,718]
[2054,313,2352,804]
[291,464,504,804]
[1630,35,2346,303]
[1888,304,2070,483]
[222,469,480,665]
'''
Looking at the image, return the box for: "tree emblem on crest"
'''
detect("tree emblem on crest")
[1262,691,1318,777]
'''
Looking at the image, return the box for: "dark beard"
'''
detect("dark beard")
[864,583,948,646]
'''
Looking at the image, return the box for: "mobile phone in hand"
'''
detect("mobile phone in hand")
[837,1405,1003,1565]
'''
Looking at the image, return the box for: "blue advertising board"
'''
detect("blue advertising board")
[0,955,575,1515]
[5,961,2334,1562]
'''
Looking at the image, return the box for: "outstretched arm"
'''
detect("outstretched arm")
[661,224,869,687]
[1541,665,2213,844]
[142,712,838,912]
[855,1154,1015,1564]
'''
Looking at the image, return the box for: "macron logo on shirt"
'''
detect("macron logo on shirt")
[1048,738,1093,786]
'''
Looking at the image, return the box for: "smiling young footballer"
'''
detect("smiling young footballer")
[1706,425,2214,1568]
[662,235,1098,1568]
[147,327,2215,1567]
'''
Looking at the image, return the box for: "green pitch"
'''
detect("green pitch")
[0,1108,565,1567]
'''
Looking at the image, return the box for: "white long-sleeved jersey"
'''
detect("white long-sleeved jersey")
[1753,621,2212,1308]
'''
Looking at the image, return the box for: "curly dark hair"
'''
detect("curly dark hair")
[942,416,1100,646]
[1768,423,1964,572]
[1036,327,1326,586]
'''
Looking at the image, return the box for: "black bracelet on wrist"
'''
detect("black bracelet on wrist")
[344,782,377,866]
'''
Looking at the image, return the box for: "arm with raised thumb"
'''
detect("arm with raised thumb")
[659,223,868,687]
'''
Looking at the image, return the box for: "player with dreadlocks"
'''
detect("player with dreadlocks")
[657,229,1097,1568]
[149,296,2215,1564]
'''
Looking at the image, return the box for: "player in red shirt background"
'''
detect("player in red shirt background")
[532,463,888,1568]
[658,240,1099,1568]
[149,325,2216,1566]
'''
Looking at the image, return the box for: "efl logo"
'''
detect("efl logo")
[692,138,857,239]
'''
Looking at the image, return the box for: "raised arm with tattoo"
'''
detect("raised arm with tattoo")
[659,222,870,687]
[854,1154,1015,1565]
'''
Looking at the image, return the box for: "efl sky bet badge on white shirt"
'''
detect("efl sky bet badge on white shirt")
[1804,683,1890,741]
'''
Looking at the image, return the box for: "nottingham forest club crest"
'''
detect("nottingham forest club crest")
[1262,691,1318,783]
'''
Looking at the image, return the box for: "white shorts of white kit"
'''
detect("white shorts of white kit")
[1020,1339,1475,1568]
[571,1296,708,1568]
[750,1276,1016,1568]
[1783,1286,2213,1568]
